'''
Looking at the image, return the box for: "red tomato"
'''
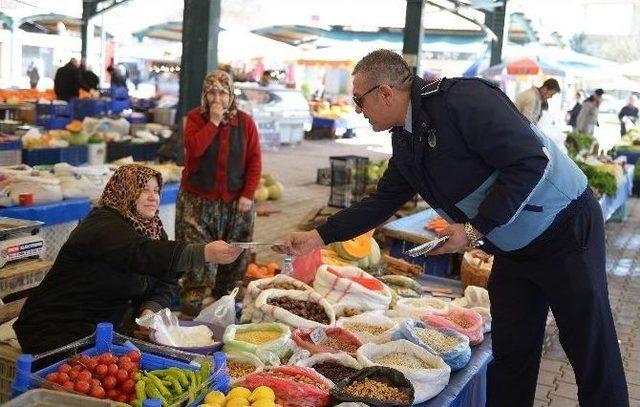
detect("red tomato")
[74,380,90,394]
[78,370,92,382]
[118,356,131,366]
[90,378,101,387]
[102,375,117,390]
[79,354,92,365]
[45,373,58,383]
[107,363,118,376]
[116,394,128,403]
[112,356,119,364]
[89,385,105,399]
[99,353,114,365]
[56,372,70,385]
[105,388,120,400]
[68,370,79,380]
[62,381,75,392]
[115,369,129,383]
[128,368,138,379]
[127,351,141,362]
[95,364,108,377]
[58,364,72,374]
[86,359,99,372]
[71,364,83,372]
[121,379,136,394]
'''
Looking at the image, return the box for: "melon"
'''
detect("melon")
[357,238,381,269]
[267,182,284,200]
[331,231,374,261]
[263,173,277,187]
[254,186,269,202]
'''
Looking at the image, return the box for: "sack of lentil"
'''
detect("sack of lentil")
[239,365,332,407]
[330,366,415,407]
[393,320,471,371]
[225,351,265,384]
[422,308,485,345]
[356,339,451,403]
[450,286,492,333]
[223,322,293,362]
[293,352,362,385]
[254,289,336,329]
[313,265,394,312]
[241,275,314,323]
[292,327,363,357]
[336,311,398,344]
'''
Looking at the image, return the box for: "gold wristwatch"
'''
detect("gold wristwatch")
[464,222,481,248]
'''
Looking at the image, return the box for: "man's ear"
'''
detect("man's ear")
[379,84,394,106]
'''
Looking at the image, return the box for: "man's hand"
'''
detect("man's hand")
[429,223,479,255]
[133,309,155,340]
[237,196,253,213]
[205,241,244,264]
[209,103,225,126]
[272,229,325,256]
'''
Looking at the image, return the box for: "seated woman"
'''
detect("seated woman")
[14,164,243,354]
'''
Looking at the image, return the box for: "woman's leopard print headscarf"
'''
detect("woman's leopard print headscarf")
[99,164,164,240]
[200,69,237,125]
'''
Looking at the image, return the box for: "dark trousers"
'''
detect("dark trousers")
[486,192,628,406]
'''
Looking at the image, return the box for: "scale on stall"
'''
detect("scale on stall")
[0,217,44,268]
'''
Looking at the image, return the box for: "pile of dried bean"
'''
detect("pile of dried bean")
[227,360,256,378]
[267,296,330,324]
[414,327,462,353]
[374,352,434,369]
[342,378,411,404]
[322,335,359,354]
[444,314,473,329]
[269,371,329,392]
[312,361,358,383]
[343,322,387,336]
[235,330,282,344]
[260,281,304,290]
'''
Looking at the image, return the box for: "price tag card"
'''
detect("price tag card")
[310,326,327,344]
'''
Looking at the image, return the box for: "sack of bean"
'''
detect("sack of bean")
[336,311,398,344]
[450,286,492,333]
[239,365,332,407]
[225,350,265,384]
[423,308,485,345]
[392,296,450,318]
[223,322,293,362]
[392,320,471,371]
[356,339,451,403]
[313,265,393,312]
[241,275,314,323]
[254,288,336,329]
[292,327,363,357]
[330,366,415,407]
[293,352,362,385]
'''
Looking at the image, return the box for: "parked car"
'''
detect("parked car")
[234,83,312,147]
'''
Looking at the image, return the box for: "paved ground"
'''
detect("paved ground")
[254,135,639,406]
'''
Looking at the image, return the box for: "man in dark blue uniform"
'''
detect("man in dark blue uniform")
[275,50,628,406]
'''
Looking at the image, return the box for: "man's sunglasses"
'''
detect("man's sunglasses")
[352,84,382,109]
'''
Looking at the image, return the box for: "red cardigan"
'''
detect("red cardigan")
[181,108,262,202]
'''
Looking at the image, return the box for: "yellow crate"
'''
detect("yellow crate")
[0,344,20,403]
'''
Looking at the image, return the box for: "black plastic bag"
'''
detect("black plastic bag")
[330,366,415,407]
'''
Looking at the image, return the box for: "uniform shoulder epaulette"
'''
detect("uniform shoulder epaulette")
[420,77,445,98]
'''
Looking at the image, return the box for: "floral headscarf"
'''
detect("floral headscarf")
[99,164,164,240]
[200,70,238,125]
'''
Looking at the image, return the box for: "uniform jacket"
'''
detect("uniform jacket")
[317,76,587,254]
[14,207,187,354]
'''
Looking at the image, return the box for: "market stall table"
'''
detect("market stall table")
[599,164,634,222]
[382,209,454,277]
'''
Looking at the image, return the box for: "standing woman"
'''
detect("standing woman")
[177,70,262,314]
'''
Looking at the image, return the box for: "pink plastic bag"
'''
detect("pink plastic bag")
[293,248,323,284]
[240,365,331,407]
[292,327,363,357]
[422,308,484,345]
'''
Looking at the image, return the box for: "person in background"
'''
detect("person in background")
[26,61,39,90]
[53,58,81,101]
[514,78,561,124]
[176,70,262,315]
[80,59,100,91]
[276,49,628,407]
[576,88,604,135]
[259,70,273,87]
[14,164,243,353]
[618,94,639,136]
[107,63,127,89]
[567,90,585,131]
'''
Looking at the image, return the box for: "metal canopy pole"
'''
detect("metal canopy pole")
[403,0,426,75]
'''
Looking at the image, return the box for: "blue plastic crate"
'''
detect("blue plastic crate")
[110,99,131,114]
[131,141,162,162]
[111,87,129,100]
[132,98,156,111]
[126,112,147,124]
[22,145,88,166]
[389,238,452,277]
[35,116,72,130]
[0,136,21,151]
[12,323,229,406]
[35,103,72,118]
[71,98,108,120]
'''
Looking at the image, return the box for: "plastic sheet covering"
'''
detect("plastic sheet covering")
[14,323,229,407]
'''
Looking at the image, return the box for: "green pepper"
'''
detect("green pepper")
[145,372,172,398]
[135,380,147,402]
[168,367,189,387]
[144,381,165,402]
[165,375,183,395]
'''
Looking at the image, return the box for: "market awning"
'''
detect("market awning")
[480,56,565,78]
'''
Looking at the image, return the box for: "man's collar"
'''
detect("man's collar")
[403,100,412,133]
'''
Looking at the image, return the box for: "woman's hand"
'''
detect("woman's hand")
[205,240,243,264]
[132,308,155,340]
[238,196,253,213]
[209,103,225,126]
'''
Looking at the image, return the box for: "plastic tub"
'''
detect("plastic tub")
[149,320,224,355]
